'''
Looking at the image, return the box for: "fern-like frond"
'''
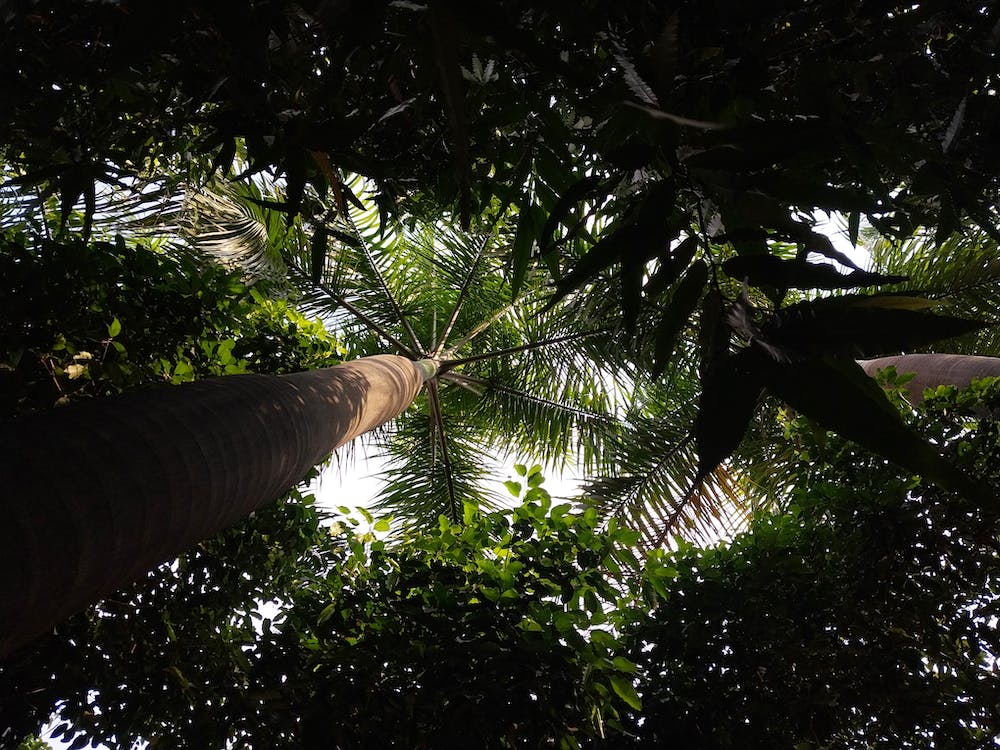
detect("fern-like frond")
[868,227,1000,355]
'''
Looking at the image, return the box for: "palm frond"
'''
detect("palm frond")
[867,227,1000,355]
[371,406,500,526]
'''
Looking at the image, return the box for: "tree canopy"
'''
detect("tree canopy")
[3,1,1000,747]
[3,0,998,510]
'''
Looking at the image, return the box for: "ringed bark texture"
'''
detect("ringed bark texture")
[860,353,1000,404]
[0,355,427,656]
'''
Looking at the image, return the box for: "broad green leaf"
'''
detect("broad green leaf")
[759,297,985,359]
[609,674,642,710]
[503,480,522,497]
[612,656,637,674]
[848,295,939,311]
[317,603,337,624]
[107,317,122,337]
[722,255,906,290]
[373,518,391,533]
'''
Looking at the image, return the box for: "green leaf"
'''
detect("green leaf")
[108,317,122,338]
[373,518,391,533]
[612,656,638,674]
[317,602,337,624]
[503,480,522,497]
[609,674,642,710]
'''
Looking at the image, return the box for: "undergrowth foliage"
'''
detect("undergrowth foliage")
[7,377,1000,748]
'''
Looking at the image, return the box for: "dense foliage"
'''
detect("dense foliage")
[621,374,1000,748]
[3,2,1000,748]
[6,377,1000,748]
[0,229,343,418]
[2,0,998,501]
[0,231,343,748]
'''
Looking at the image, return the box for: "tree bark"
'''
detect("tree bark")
[0,355,432,656]
[859,353,1000,405]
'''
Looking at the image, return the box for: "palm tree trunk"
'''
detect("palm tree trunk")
[0,355,433,656]
[859,353,1000,404]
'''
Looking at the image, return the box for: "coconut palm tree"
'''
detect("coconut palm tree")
[0,354,433,656]
[0,171,647,654]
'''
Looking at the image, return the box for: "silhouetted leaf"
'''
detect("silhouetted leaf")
[310,225,328,284]
[429,7,471,228]
[791,227,864,271]
[645,234,698,298]
[758,296,986,359]
[653,260,708,377]
[698,288,729,379]
[58,170,87,237]
[284,158,306,224]
[696,347,766,481]
[552,181,678,304]
[764,355,990,504]
[848,210,861,247]
[722,255,906,290]
[212,138,237,176]
[538,174,606,254]
[511,202,544,298]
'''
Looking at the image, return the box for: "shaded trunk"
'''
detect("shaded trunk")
[859,353,1000,405]
[0,355,432,656]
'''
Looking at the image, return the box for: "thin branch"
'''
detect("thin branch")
[286,260,419,357]
[440,329,607,369]
[427,380,459,522]
[343,212,425,354]
[431,236,489,357]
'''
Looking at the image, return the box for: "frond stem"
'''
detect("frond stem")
[445,371,619,424]
[440,294,545,358]
[343,212,425,354]
[440,329,607,370]
[431,236,489,357]
[602,431,693,533]
[427,380,459,522]
[286,260,419,357]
